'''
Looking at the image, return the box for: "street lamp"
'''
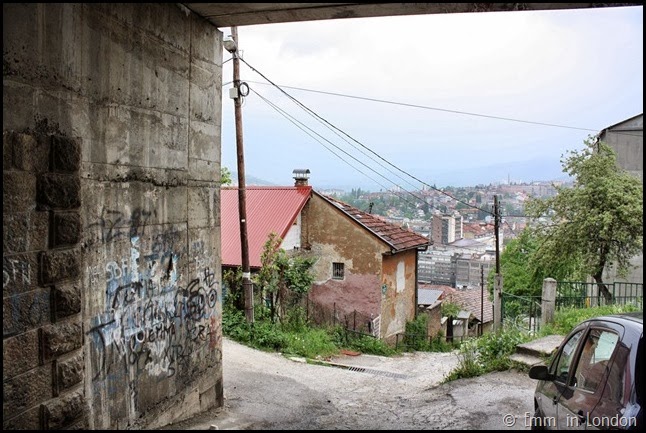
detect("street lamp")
[223,35,237,54]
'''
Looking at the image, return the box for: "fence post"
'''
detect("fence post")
[541,278,557,327]
[493,274,503,332]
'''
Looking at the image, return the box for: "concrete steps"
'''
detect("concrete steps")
[510,335,564,368]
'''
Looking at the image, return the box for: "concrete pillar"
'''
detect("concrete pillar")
[541,278,557,327]
[493,274,503,332]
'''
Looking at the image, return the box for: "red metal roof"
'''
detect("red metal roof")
[221,186,312,268]
[316,192,429,253]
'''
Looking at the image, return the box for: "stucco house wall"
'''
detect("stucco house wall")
[381,250,418,341]
[301,193,386,323]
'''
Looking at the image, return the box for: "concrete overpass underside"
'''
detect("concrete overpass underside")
[183,3,640,27]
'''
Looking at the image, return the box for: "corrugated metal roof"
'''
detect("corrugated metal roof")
[418,289,443,306]
[316,192,429,253]
[221,186,312,268]
[448,289,494,324]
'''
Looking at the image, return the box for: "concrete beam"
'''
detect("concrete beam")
[183,3,642,28]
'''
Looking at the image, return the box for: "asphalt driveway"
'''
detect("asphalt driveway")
[162,337,537,430]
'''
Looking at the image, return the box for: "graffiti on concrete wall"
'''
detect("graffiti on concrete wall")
[3,258,32,289]
[86,210,220,394]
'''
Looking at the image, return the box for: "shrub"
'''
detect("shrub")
[403,315,430,351]
[443,327,530,383]
[284,328,338,358]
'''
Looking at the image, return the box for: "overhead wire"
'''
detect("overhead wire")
[251,88,425,209]
[241,80,644,139]
[238,57,494,216]
[252,85,510,255]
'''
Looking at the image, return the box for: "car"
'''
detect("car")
[528,312,643,430]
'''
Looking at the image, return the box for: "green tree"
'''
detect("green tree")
[254,232,316,322]
[221,166,232,185]
[488,227,583,297]
[524,138,643,301]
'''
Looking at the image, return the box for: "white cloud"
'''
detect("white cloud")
[221,6,643,189]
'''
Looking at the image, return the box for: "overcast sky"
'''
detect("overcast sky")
[220,6,643,191]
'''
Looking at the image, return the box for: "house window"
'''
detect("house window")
[332,262,344,280]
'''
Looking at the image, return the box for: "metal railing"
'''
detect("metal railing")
[500,281,643,332]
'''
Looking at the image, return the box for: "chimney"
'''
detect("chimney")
[293,169,310,187]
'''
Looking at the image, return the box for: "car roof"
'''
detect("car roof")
[585,312,643,329]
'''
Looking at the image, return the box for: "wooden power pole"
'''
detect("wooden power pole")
[228,27,254,323]
[493,194,502,331]
[493,194,501,275]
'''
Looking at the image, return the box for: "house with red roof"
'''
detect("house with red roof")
[220,170,430,341]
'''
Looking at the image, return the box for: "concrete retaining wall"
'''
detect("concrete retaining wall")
[3,3,223,429]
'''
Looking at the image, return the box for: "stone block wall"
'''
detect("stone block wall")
[3,131,86,429]
[4,3,224,429]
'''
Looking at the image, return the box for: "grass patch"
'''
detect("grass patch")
[538,303,641,337]
[443,327,530,383]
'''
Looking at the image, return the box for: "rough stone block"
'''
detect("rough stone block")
[3,211,50,254]
[50,135,81,173]
[40,321,83,361]
[2,365,53,419]
[3,213,28,253]
[55,353,84,392]
[3,252,40,296]
[42,389,85,430]
[31,211,50,251]
[52,282,82,320]
[3,289,51,338]
[40,248,80,285]
[2,329,40,381]
[11,131,50,173]
[37,173,80,210]
[52,212,81,247]
[2,404,41,430]
[3,171,37,213]
[3,131,14,170]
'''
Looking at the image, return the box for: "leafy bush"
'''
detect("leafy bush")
[348,334,397,356]
[403,315,430,351]
[284,328,338,358]
[328,326,397,356]
[249,321,289,351]
[443,338,484,381]
[444,327,530,383]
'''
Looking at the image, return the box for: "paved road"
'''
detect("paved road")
[162,337,537,430]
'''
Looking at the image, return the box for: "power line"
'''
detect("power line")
[241,80,644,138]
[251,88,424,209]
[239,57,494,216]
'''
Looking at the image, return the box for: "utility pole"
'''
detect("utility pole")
[227,27,254,323]
[493,195,501,274]
[480,264,484,337]
[493,194,502,331]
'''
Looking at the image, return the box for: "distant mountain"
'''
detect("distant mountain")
[229,171,276,187]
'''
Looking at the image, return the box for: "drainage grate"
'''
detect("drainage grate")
[346,366,409,380]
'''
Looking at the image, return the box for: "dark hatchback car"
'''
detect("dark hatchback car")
[529,312,643,430]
